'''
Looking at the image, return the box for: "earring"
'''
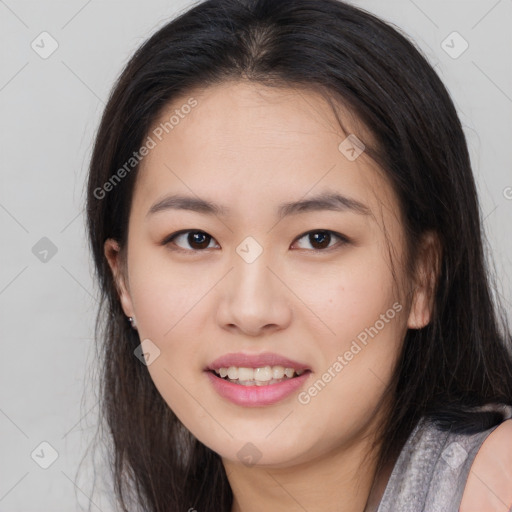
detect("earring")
[128,316,137,329]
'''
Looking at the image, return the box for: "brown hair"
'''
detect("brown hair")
[83,0,512,510]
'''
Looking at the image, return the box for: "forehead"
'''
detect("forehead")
[132,81,397,221]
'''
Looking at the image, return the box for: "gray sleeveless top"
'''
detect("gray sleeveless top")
[376,404,512,512]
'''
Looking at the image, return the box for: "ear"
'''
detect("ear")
[104,238,135,319]
[407,231,441,330]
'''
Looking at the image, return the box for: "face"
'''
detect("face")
[105,81,432,469]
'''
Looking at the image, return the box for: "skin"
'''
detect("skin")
[460,419,512,511]
[104,81,441,511]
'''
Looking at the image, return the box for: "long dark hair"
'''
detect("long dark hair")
[84,0,512,510]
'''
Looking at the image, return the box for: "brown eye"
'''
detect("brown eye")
[162,229,349,253]
[292,230,349,251]
[164,230,217,251]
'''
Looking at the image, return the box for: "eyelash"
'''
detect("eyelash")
[161,229,350,253]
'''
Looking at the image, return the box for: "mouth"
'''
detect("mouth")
[207,366,312,386]
[205,366,313,406]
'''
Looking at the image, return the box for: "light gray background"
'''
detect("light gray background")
[1,0,511,510]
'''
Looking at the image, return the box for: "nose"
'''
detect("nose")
[216,253,293,337]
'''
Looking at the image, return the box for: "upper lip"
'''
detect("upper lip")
[205,352,312,371]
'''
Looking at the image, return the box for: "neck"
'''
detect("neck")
[224,425,394,512]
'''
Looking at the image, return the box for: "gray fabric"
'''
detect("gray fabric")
[376,404,512,512]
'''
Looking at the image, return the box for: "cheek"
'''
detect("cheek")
[297,245,400,339]
[128,258,210,420]
[297,260,404,441]
[128,248,212,336]
[296,245,405,394]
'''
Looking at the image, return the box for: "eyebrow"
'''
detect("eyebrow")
[146,190,371,219]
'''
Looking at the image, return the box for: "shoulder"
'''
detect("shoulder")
[460,418,512,512]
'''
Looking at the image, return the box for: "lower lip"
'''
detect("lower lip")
[205,370,311,407]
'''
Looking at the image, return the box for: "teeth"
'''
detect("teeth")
[227,366,239,380]
[213,365,306,382]
[284,368,295,378]
[238,367,255,381]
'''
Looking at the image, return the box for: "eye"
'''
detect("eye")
[162,229,349,253]
[162,230,219,252]
[291,230,349,251]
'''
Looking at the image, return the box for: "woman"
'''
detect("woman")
[85,0,512,510]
